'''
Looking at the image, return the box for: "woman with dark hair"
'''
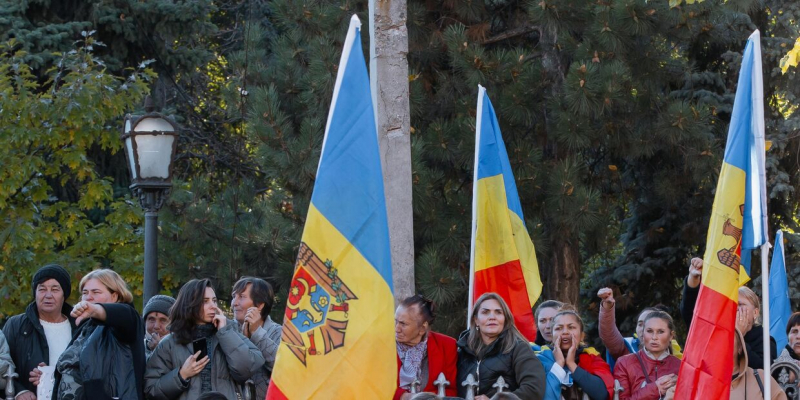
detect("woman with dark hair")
[56,269,145,400]
[456,293,545,400]
[394,294,457,399]
[536,309,614,400]
[145,279,264,400]
[613,311,681,400]
[779,312,800,367]
[231,277,282,400]
[534,300,564,347]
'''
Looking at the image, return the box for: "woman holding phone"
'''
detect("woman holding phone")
[145,279,264,400]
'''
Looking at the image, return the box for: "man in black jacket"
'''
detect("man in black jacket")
[2,264,76,399]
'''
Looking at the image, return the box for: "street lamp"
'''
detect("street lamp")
[121,95,179,305]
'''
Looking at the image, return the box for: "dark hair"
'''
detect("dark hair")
[169,279,215,345]
[400,294,436,325]
[534,300,564,320]
[232,277,275,320]
[197,392,229,400]
[787,312,800,335]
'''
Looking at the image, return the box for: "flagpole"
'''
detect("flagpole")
[761,242,771,400]
[467,85,485,329]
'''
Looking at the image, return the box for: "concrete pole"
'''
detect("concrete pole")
[368,0,415,304]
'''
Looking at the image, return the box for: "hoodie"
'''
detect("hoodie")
[730,328,786,400]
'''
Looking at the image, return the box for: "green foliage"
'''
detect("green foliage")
[0,35,154,317]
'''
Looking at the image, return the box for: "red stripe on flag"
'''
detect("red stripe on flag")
[473,259,537,341]
[266,381,288,400]
[674,285,738,400]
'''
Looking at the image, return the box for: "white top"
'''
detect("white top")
[40,319,72,365]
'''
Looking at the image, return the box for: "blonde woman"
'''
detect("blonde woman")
[456,293,546,400]
[56,269,145,400]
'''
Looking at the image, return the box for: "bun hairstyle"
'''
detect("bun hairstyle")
[550,305,584,332]
[534,300,564,320]
[642,310,676,333]
[400,294,436,326]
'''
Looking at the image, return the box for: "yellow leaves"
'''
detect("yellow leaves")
[780,37,800,74]
[669,0,704,8]
[765,140,772,151]
[608,165,618,171]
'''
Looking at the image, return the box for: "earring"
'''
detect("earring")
[476,326,480,332]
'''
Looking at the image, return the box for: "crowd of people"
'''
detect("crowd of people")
[0,257,797,400]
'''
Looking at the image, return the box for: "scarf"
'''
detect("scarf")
[193,324,218,393]
[397,336,428,389]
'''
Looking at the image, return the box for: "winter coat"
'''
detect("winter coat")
[456,330,546,399]
[248,316,283,400]
[680,278,777,370]
[536,345,614,400]
[144,321,265,400]
[0,330,12,391]
[55,302,145,400]
[2,301,76,395]
[394,331,458,399]
[729,329,786,400]
[613,350,681,400]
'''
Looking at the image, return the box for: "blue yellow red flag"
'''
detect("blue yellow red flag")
[674,30,768,400]
[770,230,792,350]
[469,85,543,341]
[266,15,396,400]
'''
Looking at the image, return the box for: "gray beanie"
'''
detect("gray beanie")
[143,295,176,319]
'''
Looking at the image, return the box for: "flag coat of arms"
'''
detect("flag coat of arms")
[266,15,396,399]
[469,85,543,341]
[674,30,768,399]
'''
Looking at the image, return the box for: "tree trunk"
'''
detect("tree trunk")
[543,235,581,306]
[368,0,415,304]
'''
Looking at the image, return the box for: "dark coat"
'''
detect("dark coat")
[456,330,546,399]
[2,301,76,395]
[55,302,145,400]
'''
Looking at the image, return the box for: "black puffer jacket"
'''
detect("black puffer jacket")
[456,330,545,399]
[2,301,76,395]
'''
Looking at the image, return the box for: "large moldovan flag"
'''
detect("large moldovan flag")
[469,85,543,341]
[266,15,396,399]
[674,30,768,399]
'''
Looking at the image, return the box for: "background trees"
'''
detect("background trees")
[0,0,797,342]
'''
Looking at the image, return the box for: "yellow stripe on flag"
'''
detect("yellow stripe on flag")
[270,204,396,399]
[701,163,746,303]
[476,174,542,305]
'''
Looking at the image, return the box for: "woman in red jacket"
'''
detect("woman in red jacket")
[394,295,457,399]
[613,311,681,400]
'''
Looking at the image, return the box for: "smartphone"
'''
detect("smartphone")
[192,337,208,360]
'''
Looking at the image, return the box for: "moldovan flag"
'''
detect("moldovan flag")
[674,30,768,399]
[468,85,543,341]
[266,15,396,399]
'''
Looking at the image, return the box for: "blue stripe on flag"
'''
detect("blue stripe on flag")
[770,230,792,350]
[476,90,526,223]
[311,26,392,287]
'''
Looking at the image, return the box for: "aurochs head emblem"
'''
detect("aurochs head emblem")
[282,243,357,366]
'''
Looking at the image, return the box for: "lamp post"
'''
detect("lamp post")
[121,96,179,305]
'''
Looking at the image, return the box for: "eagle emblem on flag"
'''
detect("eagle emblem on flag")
[281,242,357,366]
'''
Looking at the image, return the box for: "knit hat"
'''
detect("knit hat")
[32,264,71,299]
[144,295,176,319]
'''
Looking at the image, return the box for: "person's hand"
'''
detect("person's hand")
[565,333,579,372]
[655,373,677,395]
[16,391,36,400]
[179,351,210,380]
[243,307,263,338]
[212,306,226,329]
[687,257,703,288]
[71,301,102,326]
[28,362,46,386]
[146,331,163,351]
[553,341,566,368]
[736,307,754,335]
[597,287,615,308]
